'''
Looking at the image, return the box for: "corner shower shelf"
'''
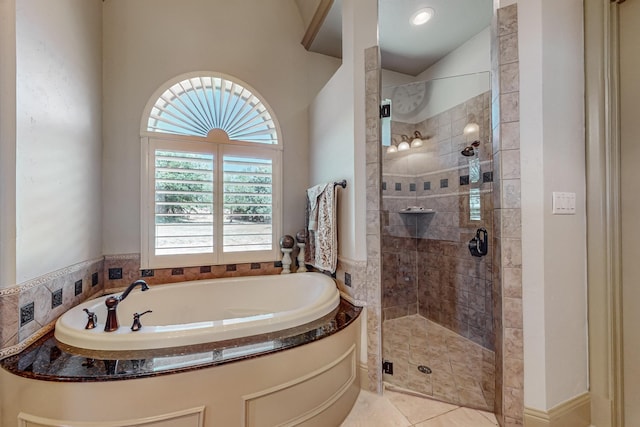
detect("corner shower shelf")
[399,208,435,214]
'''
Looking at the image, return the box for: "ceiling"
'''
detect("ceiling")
[307,0,493,76]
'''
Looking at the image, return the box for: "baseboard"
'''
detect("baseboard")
[524,392,591,427]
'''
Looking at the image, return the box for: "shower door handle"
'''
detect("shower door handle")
[469,228,488,257]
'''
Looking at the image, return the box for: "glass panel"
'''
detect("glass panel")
[381,73,494,411]
[154,150,214,255]
[470,188,482,220]
[469,157,481,183]
[223,155,273,252]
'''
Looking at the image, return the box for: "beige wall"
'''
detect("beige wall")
[102,0,340,255]
[309,0,376,261]
[519,0,588,411]
[0,0,17,289]
[14,0,103,284]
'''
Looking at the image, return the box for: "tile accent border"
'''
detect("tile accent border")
[0,256,104,296]
[0,257,105,359]
[524,393,591,427]
[0,254,283,360]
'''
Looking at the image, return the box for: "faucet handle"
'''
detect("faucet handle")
[131,310,153,331]
[83,308,97,329]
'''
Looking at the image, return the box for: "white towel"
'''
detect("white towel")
[305,183,339,273]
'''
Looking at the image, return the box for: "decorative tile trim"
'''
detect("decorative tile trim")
[0,318,57,360]
[103,253,139,261]
[108,268,123,280]
[51,289,63,308]
[91,272,99,287]
[0,256,103,296]
[0,286,21,297]
[338,290,367,308]
[20,302,34,326]
[74,280,83,296]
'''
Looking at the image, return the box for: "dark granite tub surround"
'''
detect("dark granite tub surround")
[1,298,361,382]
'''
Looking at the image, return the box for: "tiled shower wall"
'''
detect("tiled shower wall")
[0,254,282,359]
[492,4,523,427]
[381,91,494,350]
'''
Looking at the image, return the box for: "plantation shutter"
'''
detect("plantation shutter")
[154,149,214,256]
[223,155,273,253]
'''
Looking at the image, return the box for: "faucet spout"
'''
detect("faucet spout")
[119,279,150,301]
[104,280,150,332]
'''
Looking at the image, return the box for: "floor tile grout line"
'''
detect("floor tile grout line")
[383,314,495,411]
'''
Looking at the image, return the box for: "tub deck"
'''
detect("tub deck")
[2,298,361,382]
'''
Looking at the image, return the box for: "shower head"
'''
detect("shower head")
[461,140,481,157]
[461,146,475,156]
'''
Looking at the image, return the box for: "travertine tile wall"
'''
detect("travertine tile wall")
[381,92,494,351]
[364,45,383,392]
[0,258,105,359]
[492,4,523,427]
[0,255,282,359]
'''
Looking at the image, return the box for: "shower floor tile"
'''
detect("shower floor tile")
[382,315,495,412]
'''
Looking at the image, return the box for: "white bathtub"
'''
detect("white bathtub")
[54,272,340,352]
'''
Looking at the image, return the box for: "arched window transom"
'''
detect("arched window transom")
[146,74,279,145]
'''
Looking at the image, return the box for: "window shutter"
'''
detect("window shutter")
[222,155,273,253]
[154,150,214,256]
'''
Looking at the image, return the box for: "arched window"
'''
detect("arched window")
[140,72,282,268]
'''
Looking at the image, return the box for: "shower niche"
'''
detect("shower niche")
[380,72,495,411]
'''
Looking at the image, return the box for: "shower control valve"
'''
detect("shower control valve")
[469,228,489,257]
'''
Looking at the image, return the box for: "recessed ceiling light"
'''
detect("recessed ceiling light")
[411,8,435,26]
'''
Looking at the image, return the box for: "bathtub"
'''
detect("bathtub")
[55,272,340,352]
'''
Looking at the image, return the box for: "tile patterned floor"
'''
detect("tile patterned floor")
[382,315,495,411]
[341,389,499,427]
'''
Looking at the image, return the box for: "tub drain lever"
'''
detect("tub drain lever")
[131,310,153,331]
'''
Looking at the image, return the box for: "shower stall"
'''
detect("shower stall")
[380,72,495,411]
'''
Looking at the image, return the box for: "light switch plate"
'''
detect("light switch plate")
[552,192,576,215]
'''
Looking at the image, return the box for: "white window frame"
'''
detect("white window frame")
[140,73,282,269]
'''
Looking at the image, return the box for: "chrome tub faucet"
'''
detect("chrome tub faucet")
[104,280,150,332]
